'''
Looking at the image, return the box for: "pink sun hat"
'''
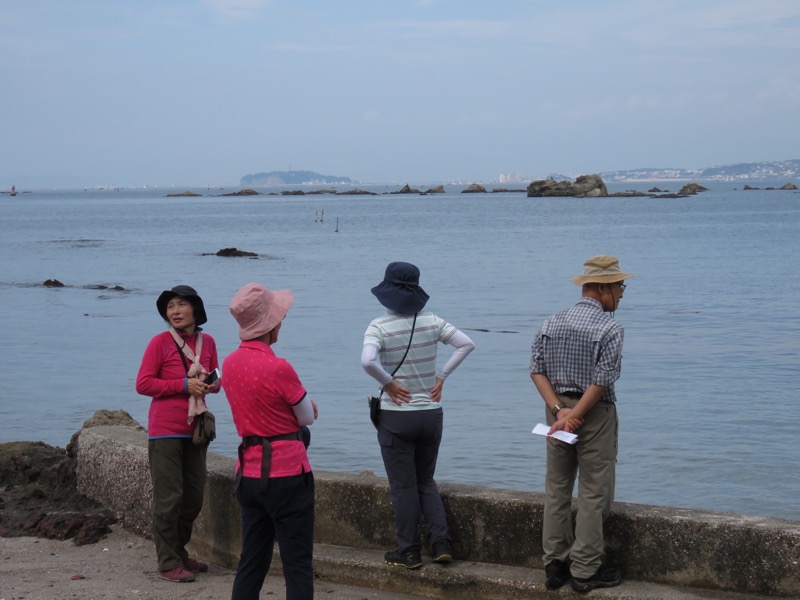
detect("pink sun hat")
[229,282,294,340]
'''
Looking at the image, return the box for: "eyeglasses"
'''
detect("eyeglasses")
[617,282,627,292]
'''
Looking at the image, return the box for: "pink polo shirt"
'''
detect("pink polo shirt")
[222,340,311,478]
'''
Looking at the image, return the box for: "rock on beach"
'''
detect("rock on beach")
[0,410,141,545]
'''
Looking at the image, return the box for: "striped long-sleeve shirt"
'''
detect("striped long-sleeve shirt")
[364,310,465,410]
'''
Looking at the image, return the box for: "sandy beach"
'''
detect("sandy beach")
[0,528,425,600]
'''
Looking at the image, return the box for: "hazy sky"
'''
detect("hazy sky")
[2,1,799,188]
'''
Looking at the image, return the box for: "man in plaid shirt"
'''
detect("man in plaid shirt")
[529,256,633,593]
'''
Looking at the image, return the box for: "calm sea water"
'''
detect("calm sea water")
[1,183,798,521]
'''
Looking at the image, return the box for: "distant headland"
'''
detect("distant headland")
[240,170,352,187]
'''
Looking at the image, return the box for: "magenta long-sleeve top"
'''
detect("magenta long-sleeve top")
[135,329,219,438]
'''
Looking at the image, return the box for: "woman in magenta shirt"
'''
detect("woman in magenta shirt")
[135,285,220,583]
[223,282,317,600]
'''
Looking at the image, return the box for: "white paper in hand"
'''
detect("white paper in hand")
[532,423,578,445]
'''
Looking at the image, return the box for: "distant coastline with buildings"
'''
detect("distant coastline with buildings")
[243,159,800,188]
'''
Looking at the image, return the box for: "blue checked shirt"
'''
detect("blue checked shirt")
[529,297,624,403]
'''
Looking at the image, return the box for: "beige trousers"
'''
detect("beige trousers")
[542,396,618,578]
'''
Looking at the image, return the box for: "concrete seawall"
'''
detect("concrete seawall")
[75,425,800,598]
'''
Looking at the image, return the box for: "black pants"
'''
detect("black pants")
[231,472,315,600]
[378,408,449,553]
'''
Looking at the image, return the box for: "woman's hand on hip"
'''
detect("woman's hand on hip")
[430,377,444,402]
[384,379,411,405]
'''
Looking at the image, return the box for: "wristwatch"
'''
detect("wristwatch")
[551,403,563,417]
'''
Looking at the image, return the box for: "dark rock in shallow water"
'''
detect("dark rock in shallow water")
[219,189,260,196]
[424,185,445,194]
[43,279,64,287]
[745,182,798,191]
[527,174,608,197]
[213,247,258,257]
[678,182,708,195]
[461,183,487,193]
[86,284,125,291]
[336,188,377,195]
[392,184,422,194]
[165,190,202,197]
[607,190,652,197]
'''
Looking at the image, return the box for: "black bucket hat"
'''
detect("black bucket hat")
[156,285,208,326]
[371,262,429,314]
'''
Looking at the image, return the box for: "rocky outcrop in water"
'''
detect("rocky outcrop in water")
[678,182,708,195]
[220,189,260,196]
[743,182,798,190]
[392,184,422,194]
[336,188,377,195]
[461,183,487,193]
[165,191,202,197]
[527,174,608,197]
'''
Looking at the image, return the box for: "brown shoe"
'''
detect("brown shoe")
[159,566,196,582]
[183,557,209,573]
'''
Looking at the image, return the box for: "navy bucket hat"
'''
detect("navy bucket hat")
[156,285,208,326]
[371,262,429,314]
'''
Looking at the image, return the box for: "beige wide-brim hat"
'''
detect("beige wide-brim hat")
[229,282,294,340]
[571,255,634,285]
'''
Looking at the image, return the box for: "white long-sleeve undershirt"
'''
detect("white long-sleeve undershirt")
[360,329,475,387]
[291,395,315,426]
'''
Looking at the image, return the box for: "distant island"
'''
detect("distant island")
[240,170,352,186]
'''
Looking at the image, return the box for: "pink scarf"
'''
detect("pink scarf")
[169,327,208,424]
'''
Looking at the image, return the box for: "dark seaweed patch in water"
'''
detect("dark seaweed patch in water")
[83,284,125,292]
[50,239,105,248]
